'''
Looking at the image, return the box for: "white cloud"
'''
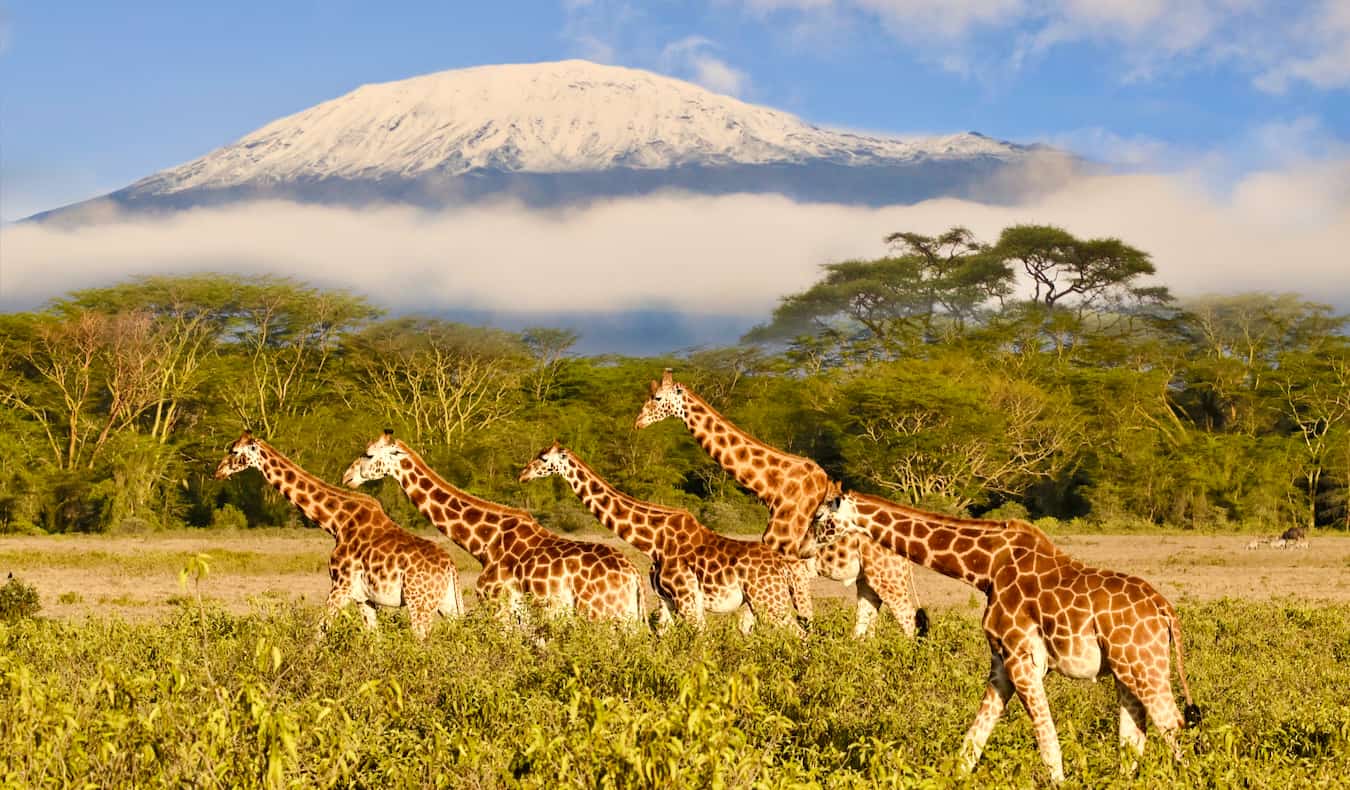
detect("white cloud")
[661,36,751,96]
[1253,0,1350,93]
[734,0,1350,92]
[6,159,1349,322]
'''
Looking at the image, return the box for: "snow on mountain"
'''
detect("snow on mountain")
[33,60,1069,221]
[134,60,1028,195]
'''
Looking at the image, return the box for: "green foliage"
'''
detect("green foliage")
[0,601,1345,786]
[746,226,1013,350]
[0,574,40,622]
[210,504,250,531]
[0,264,1346,534]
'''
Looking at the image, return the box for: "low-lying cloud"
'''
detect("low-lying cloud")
[5,161,1348,342]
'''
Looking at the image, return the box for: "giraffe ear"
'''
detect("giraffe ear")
[661,368,674,386]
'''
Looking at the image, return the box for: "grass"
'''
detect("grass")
[0,598,1346,787]
[0,545,481,577]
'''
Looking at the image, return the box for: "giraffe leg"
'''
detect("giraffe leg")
[1116,677,1148,773]
[437,575,463,618]
[319,573,355,637]
[787,558,816,624]
[358,602,379,632]
[408,604,434,641]
[674,588,706,629]
[959,651,1015,774]
[851,579,882,639]
[743,570,807,638]
[654,593,677,632]
[737,605,756,635]
[658,562,705,629]
[1004,645,1065,784]
[1128,663,1186,762]
[766,511,815,624]
[1112,620,1187,763]
[858,540,923,638]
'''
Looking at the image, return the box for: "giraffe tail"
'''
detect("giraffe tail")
[1168,610,1202,728]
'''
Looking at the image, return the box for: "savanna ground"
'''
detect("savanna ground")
[2,529,1349,787]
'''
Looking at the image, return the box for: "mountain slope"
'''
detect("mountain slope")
[34,60,1072,220]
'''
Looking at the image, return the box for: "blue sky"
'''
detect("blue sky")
[4,0,1348,220]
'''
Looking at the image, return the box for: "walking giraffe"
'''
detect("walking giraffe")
[518,441,807,635]
[213,431,462,639]
[805,482,1202,783]
[635,368,925,638]
[342,430,646,625]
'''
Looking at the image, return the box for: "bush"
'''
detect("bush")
[210,504,250,531]
[537,505,597,534]
[698,499,767,534]
[0,574,40,622]
[981,501,1031,522]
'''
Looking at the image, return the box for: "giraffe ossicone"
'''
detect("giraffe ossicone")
[634,368,926,639]
[215,431,462,640]
[809,481,1202,784]
[342,430,646,627]
[518,441,808,636]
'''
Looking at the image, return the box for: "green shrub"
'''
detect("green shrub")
[0,574,40,622]
[697,499,766,534]
[537,505,596,533]
[210,504,250,531]
[982,501,1031,521]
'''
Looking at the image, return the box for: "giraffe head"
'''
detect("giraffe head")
[213,431,264,479]
[801,481,862,557]
[517,440,571,482]
[634,368,687,429]
[342,429,406,487]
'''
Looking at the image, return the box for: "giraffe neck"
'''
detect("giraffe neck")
[559,455,664,556]
[253,442,347,538]
[394,445,531,562]
[680,389,811,498]
[847,493,1053,594]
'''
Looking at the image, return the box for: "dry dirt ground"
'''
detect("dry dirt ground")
[3,529,1348,623]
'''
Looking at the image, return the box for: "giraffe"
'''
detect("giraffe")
[804,482,1202,784]
[634,368,926,638]
[518,441,807,636]
[341,430,646,626]
[213,431,462,640]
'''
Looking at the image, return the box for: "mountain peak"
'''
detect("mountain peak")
[32,61,1066,221]
[127,60,1029,196]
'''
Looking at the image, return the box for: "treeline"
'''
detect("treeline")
[0,224,1346,534]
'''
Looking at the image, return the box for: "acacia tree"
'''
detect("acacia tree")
[1178,294,1344,434]
[836,361,1083,513]
[1275,342,1350,528]
[351,319,528,447]
[60,275,247,443]
[522,327,579,403]
[744,227,1014,355]
[992,225,1168,314]
[221,280,378,437]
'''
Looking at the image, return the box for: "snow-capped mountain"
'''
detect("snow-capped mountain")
[34,60,1071,220]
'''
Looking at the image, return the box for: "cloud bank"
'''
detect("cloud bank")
[5,161,1348,341]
